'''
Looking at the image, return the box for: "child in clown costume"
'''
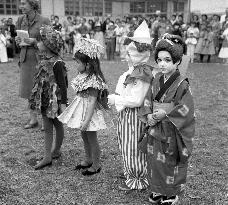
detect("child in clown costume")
[108,21,154,191]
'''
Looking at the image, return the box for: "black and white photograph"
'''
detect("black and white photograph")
[0,0,227,204]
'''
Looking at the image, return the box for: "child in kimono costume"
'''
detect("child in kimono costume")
[138,34,195,204]
[108,21,154,191]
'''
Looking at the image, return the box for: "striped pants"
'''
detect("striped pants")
[117,107,149,190]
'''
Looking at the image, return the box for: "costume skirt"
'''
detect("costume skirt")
[117,107,149,190]
[58,96,106,131]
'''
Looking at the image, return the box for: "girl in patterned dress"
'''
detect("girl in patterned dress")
[58,38,109,176]
[29,25,68,170]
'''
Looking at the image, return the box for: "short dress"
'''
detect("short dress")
[58,73,107,131]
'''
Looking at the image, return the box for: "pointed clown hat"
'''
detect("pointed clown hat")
[127,20,153,45]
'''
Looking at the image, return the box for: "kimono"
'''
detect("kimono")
[140,70,195,197]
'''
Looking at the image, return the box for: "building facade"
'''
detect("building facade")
[0,0,190,23]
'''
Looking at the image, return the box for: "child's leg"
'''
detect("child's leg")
[86,131,101,170]
[207,54,211,63]
[200,54,204,62]
[52,117,64,158]
[81,131,93,165]
[34,115,53,169]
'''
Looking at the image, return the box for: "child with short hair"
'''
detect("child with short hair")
[58,38,109,175]
[29,25,68,170]
[139,34,195,204]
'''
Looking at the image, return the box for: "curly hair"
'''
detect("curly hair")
[27,0,39,11]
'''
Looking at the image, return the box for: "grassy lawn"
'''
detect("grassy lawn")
[0,59,227,205]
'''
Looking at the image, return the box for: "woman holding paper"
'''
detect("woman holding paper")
[15,0,50,129]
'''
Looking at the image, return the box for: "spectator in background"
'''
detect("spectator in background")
[79,18,89,38]
[192,14,200,28]
[0,26,8,63]
[211,14,221,54]
[52,16,62,32]
[105,23,116,61]
[151,14,161,48]
[93,16,105,57]
[6,18,16,60]
[218,22,228,64]
[172,22,183,37]
[185,22,199,63]
[65,16,74,54]
[177,14,184,26]
[170,14,177,25]
[220,8,228,25]
[200,14,209,27]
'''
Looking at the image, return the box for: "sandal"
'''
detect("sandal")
[161,195,179,205]
[149,192,163,204]
[24,122,38,129]
[81,167,101,176]
[74,163,93,170]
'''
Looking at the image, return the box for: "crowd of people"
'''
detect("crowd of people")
[48,11,228,63]
[1,8,228,63]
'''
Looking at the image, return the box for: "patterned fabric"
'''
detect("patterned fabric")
[117,107,149,190]
[71,72,107,93]
[143,72,195,197]
[29,57,62,119]
[40,25,64,54]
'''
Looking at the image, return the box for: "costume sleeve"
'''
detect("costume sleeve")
[115,71,130,95]
[166,80,195,157]
[53,61,68,104]
[114,79,150,112]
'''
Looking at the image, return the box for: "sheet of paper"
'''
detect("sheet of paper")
[16,30,29,46]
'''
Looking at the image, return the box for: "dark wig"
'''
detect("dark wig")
[154,34,185,65]
[74,51,109,110]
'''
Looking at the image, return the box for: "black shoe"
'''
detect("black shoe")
[24,122,38,129]
[81,167,101,176]
[161,195,179,205]
[34,161,52,170]
[149,192,163,204]
[74,163,93,170]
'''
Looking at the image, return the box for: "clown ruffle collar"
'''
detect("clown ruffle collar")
[71,73,107,93]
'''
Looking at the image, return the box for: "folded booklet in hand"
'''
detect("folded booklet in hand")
[16,30,29,46]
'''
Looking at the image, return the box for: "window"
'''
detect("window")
[0,0,20,15]
[105,1,112,14]
[147,0,167,13]
[173,1,185,12]
[130,2,145,13]
[65,0,104,16]
[65,0,80,16]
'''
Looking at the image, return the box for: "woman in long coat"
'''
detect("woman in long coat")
[16,0,50,129]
